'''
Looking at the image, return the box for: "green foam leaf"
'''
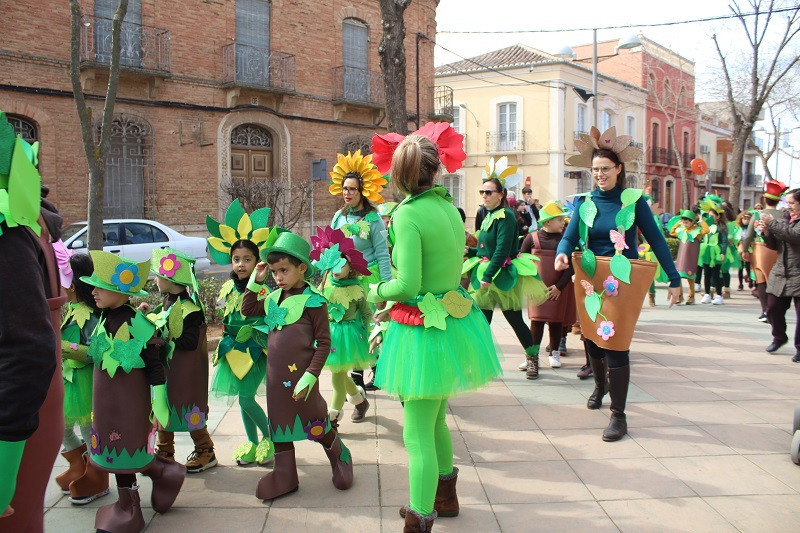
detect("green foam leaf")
[0,112,15,176]
[620,188,643,206]
[581,249,596,279]
[584,293,602,321]
[206,215,221,238]
[168,301,184,340]
[615,204,636,231]
[579,199,597,228]
[610,254,632,284]
[224,199,246,229]
[418,292,447,330]
[250,207,271,229]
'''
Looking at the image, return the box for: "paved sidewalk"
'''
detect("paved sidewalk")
[45,287,800,532]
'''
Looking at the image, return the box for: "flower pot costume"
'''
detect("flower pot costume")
[310,226,374,424]
[369,123,501,524]
[743,181,787,311]
[559,126,680,441]
[0,111,66,529]
[81,250,186,531]
[147,247,216,472]
[207,200,281,465]
[241,231,353,500]
[668,210,709,304]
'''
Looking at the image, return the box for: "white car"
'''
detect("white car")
[62,219,211,274]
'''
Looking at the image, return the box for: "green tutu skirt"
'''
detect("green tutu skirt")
[472,275,548,311]
[724,244,742,270]
[64,364,93,426]
[211,352,266,400]
[325,319,375,372]
[375,305,502,400]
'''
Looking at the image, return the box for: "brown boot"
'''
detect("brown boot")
[402,506,437,533]
[323,434,353,490]
[648,292,656,307]
[69,453,110,505]
[400,467,459,519]
[55,443,87,493]
[348,386,370,423]
[525,356,539,380]
[155,430,175,459]
[95,485,145,533]
[142,454,186,513]
[186,428,217,473]
[571,322,582,335]
[256,448,299,500]
[586,356,608,410]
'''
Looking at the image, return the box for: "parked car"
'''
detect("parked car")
[62,219,211,274]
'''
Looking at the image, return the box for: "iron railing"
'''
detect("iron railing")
[648,147,695,168]
[683,152,696,168]
[744,173,763,188]
[80,15,170,73]
[221,44,296,92]
[332,66,384,107]
[486,130,525,152]
[432,86,454,118]
[708,169,726,185]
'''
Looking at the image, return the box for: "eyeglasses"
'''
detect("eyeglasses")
[591,166,616,175]
[479,189,498,196]
[342,186,359,193]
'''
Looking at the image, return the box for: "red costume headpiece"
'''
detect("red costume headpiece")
[370,121,466,175]
[764,179,788,201]
[310,226,371,276]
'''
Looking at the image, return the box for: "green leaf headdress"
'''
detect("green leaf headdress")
[0,111,42,236]
[206,199,281,265]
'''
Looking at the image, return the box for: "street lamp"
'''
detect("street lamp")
[458,103,479,127]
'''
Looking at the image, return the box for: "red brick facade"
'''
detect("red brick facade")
[0,0,439,235]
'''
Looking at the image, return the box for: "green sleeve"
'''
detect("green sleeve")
[482,212,516,282]
[357,296,371,330]
[375,210,422,302]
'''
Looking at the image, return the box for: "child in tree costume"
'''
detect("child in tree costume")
[668,209,709,305]
[241,232,354,500]
[520,201,575,377]
[733,209,754,290]
[370,123,502,531]
[697,196,729,305]
[146,247,216,473]
[207,200,280,466]
[310,226,373,426]
[557,126,681,442]
[81,251,185,532]
[56,253,110,505]
[0,111,66,528]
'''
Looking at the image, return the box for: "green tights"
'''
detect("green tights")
[239,395,270,444]
[0,440,25,513]
[330,371,360,411]
[403,399,454,516]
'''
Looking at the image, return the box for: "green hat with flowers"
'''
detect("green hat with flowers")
[679,209,697,221]
[0,111,42,236]
[537,200,569,226]
[80,250,150,297]
[261,231,317,279]
[151,247,196,287]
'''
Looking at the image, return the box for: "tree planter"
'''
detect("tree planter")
[751,242,777,284]
[527,248,575,323]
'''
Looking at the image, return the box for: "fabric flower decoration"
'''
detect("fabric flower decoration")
[602,276,619,297]
[90,427,101,454]
[147,427,157,454]
[310,226,371,275]
[158,253,181,278]
[52,239,73,288]
[206,199,274,265]
[370,132,406,174]
[304,420,327,441]
[108,431,121,442]
[185,406,206,430]
[597,321,615,341]
[370,122,466,174]
[110,263,140,293]
[580,279,594,296]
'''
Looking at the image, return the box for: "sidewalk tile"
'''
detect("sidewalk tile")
[630,426,735,458]
[600,497,737,532]
[704,494,800,532]
[146,508,267,532]
[267,506,380,533]
[269,464,379,508]
[476,461,595,504]
[543,429,651,460]
[450,405,536,432]
[524,404,610,430]
[700,423,791,454]
[462,430,561,462]
[659,455,795,496]
[666,400,765,425]
[378,464,488,506]
[569,457,696,500]
[494,501,617,532]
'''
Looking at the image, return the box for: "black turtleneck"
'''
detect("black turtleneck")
[163,289,204,351]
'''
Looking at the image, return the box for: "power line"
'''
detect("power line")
[436,6,799,34]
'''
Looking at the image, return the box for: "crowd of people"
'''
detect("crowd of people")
[1,111,797,533]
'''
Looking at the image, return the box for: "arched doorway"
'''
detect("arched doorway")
[98,114,154,219]
[228,123,274,212]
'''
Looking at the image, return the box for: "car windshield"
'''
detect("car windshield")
[61,223,87,241]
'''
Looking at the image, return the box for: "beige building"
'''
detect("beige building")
[435,44,647,225]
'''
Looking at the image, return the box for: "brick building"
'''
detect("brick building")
[0,0,440,235]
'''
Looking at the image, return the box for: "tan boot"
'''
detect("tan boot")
[186,428,217,473]
[323,434,353,490]
[155,430,175,459]
[55,443,87,493]
[142,454,186,513]
[95,485,145,533]
[348,386,370,423]
[400,467,459,519]
[402,506,437,533]
[648,292,656,307]
[69,453,110,505]
[256,448,299,500]
[686,281,696,305]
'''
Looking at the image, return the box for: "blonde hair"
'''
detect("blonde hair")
[390,135,440,195]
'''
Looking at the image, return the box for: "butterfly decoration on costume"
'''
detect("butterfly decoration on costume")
[283,381,292,388]
[580,280,594,296]
[609,230,629,251]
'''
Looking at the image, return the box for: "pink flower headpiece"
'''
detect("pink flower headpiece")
[370,122,466,175]
[52,239,73,288]
[310,226,371,276]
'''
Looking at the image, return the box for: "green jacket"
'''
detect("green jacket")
[468,206,518,283]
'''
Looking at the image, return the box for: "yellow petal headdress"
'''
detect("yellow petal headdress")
[328,150,388,204]
[481,156,522,189]
[206,199,281,265]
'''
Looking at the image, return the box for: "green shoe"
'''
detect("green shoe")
[233,441,257,466]
[255,437,275,465]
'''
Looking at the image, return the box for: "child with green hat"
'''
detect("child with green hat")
[241,231,354,500]
[669,209,709,305]
[81,250,185,532]
[143,247,215,473]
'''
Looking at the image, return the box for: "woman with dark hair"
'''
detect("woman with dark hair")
[556,128,681,442]
[368,126,500,532]
[758,188,800,362]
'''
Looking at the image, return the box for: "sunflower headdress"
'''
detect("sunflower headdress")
[482,156,522,189]
[567,126,642,168]
[206,199,281,265]
[328,150,388,204]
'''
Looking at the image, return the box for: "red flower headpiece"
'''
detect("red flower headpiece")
[310,226,371,275]
[370,121,466,175]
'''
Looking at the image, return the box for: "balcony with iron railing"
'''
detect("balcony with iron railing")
[332,66,384,108]
[744,173,763,188]
[648,148,696,168]
[486,130,525,152]
[221,44,296,93]
[429,86,454,121]
[708,169,726,185]
[80,15,170,74]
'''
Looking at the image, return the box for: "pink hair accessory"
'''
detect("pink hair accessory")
[52,239,73,288]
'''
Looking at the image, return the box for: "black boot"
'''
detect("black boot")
[586,356,608,409]
[350,370,365,388]
[602,365,630,442]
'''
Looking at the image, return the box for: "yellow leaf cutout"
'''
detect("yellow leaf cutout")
[440,290,472,319]
[250,227,271,246]
[208,237,231,254]
[237,214,253,239]
[115,322,130,342]
[219,224,237,245]
[226,348,254,380]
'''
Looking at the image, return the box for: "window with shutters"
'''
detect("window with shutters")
[497,103,517,150]
[235,0,271,85]
[441,173,464,209]
[342,19,369,102]
[94,0,142,67]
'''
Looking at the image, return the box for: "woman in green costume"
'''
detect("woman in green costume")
[368,126,502,531]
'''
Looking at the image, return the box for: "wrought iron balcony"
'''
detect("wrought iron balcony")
[486,130,525,152]
[430,86,454,120]
[683,152,696,169]
[80,15,170,74]
[332,66,384,107]
[708,169,726,184]
[221,44,296,92]
[744,173,763,188]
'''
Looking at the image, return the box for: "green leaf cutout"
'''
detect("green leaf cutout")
[620,188,643,206]
[579,199,598,228]
[615,204,636,231]
[579,219,588,244]
[129,311,157,341]
[168,302,184,340]
[418,293,448,330]
[581,249,596,279]
[584,293,602,321]
[610,254,632,284]
[282,294,310,325]
[235,325,253,343]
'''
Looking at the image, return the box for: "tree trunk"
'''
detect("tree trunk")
[378,0,411,135]
[728,132,746,208]
[68,0,128,250]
